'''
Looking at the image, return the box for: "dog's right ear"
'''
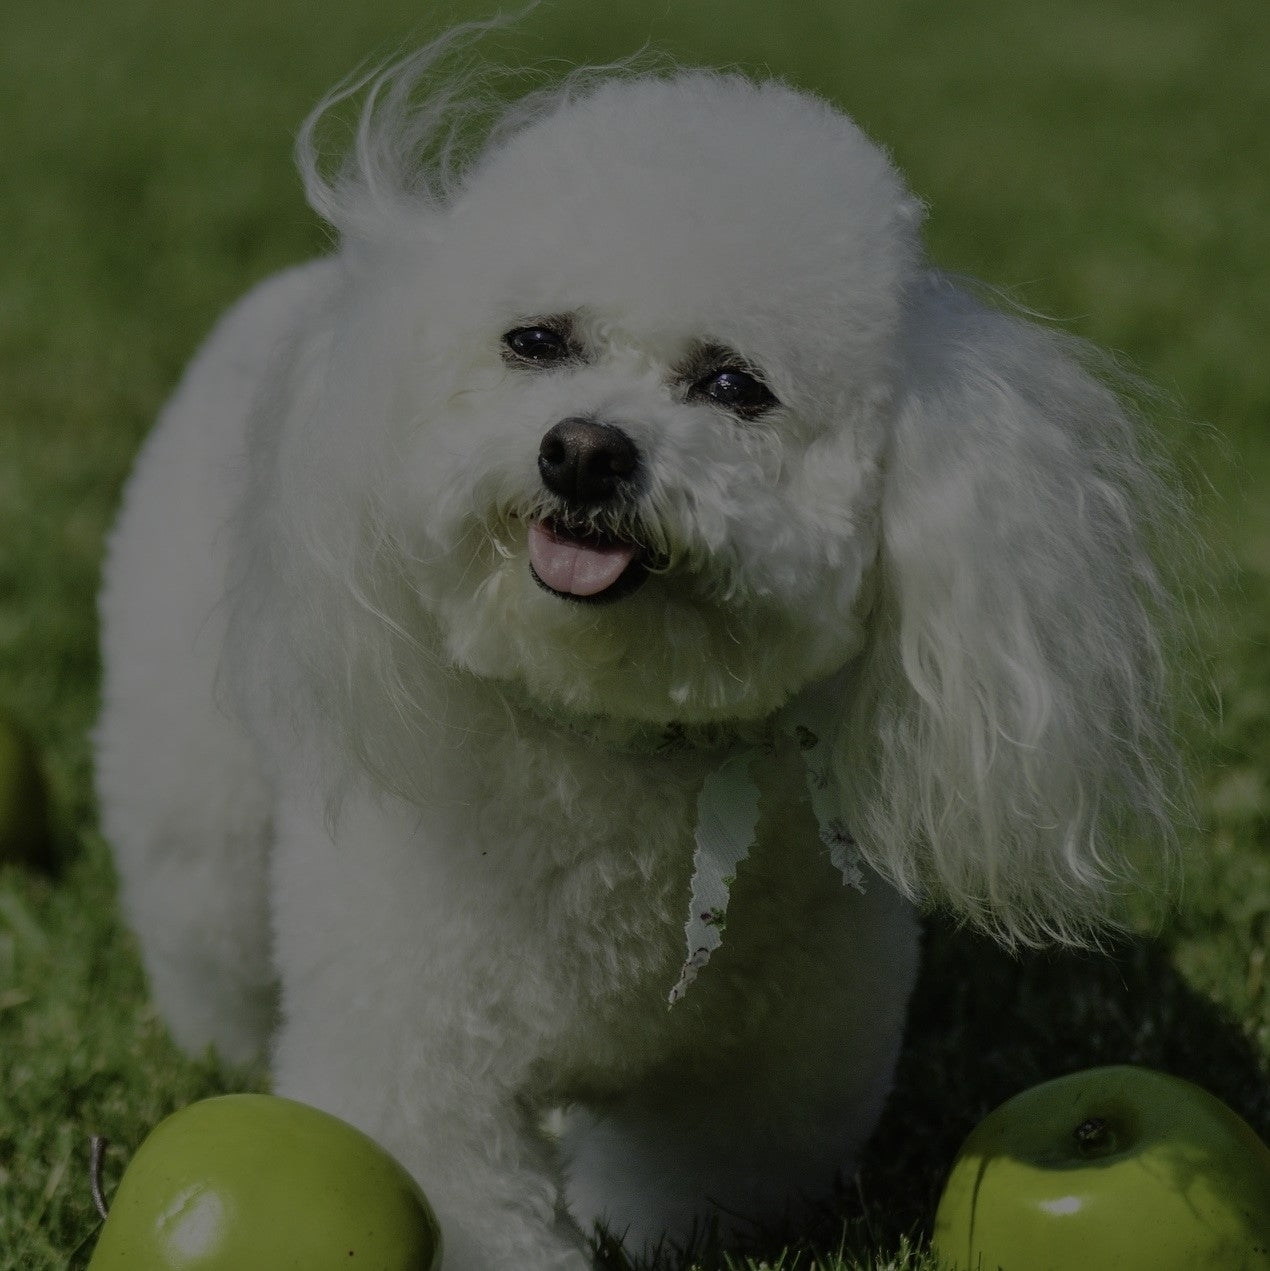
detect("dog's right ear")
[834,273,1193,947]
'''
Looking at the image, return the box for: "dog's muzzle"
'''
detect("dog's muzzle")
[528,418,648,603]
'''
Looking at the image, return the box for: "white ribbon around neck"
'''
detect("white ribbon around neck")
[668,698,866,1005]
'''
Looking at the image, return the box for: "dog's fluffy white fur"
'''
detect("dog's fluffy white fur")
[95,36,1186,1269]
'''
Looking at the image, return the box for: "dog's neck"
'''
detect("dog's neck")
[493,682,771,760]
[486,672,865,1005]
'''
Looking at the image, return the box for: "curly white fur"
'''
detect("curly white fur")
[95,30,1188,1268]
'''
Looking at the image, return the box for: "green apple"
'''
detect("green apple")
[931,1065,1270,1270]
[0,713,53,871]
[88,1094,441,1269]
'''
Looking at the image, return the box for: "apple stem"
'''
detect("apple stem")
[89,1136,110,1220]
[1073,1116,1113,1156]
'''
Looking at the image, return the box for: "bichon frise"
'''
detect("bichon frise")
[95,33,1186,1269]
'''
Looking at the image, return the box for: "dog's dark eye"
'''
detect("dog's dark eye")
[503,326,573,364]
[691,367,778,417]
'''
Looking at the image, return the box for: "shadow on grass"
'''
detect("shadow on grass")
[847,915,1270,1256]
[624,916,1269,1269]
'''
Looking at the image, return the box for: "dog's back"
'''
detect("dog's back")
[94,260,330,1065]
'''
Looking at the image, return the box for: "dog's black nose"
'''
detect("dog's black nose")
[538,418,639,505]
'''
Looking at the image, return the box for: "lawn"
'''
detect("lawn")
[1,0,1266,1267]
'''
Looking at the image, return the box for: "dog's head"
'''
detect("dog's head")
[248,46,1190,943]
[314,72,924,724]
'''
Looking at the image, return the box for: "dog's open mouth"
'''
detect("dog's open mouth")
[527,519,647,603]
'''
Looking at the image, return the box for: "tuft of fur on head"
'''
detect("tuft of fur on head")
[294,16,663,245]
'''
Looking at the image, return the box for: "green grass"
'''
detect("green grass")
[1,0,1267,1266]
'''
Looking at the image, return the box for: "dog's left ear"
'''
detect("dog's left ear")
[835,273,1190,945]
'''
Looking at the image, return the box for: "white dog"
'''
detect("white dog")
[95,35,1185,1269]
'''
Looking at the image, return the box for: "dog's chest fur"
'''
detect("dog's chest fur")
[414,713,845,1092]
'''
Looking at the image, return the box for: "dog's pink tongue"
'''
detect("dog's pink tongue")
[528,522,637,597]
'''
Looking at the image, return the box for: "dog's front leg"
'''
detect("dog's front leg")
[266,783,591,1270]
[560,875,921,1260]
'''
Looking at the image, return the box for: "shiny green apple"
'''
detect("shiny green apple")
[88,1094,441,1269]
[931,1065,1270,1270]
[0,713,53,871]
